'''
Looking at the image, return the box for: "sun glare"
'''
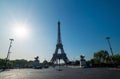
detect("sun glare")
[13,23,29,39]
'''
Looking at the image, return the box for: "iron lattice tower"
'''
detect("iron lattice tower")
[51,21,69,64]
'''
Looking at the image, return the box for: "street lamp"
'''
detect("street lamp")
[4,39,14,70]
[106,37,113,56]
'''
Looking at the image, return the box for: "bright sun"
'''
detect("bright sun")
[13,23,29,39]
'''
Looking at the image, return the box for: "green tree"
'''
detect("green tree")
[13,59,28,68]
[7,61,14,69]
[43,60,48,65]
[111,54,120,64]
[27,61,34,68]
[94,50,109,63]
[0,58,5,69]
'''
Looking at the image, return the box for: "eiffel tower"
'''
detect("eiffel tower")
[51,21,69,64]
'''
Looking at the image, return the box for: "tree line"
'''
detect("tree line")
[0,50,120,69]
[0,59,51,69]
[87,50,120,67]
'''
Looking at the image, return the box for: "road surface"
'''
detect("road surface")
[0,67,120,79]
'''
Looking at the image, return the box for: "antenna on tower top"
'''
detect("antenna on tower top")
[58,20,60,24]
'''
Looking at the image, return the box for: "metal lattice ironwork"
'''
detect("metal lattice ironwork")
[51,21,69,64]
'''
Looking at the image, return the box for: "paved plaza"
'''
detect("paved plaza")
[0,67,120,79]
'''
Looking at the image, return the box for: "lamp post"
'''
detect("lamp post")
[106,37,113,56]
[4,39,14,70]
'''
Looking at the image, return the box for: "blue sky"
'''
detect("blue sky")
[0,0,120,62]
